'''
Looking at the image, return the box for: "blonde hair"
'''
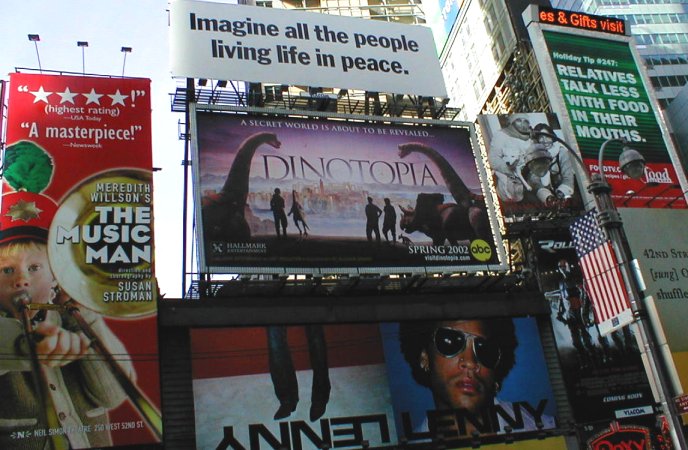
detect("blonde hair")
[0,240,48,258]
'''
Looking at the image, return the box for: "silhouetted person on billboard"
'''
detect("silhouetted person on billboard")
[288,190,309,237]
[382,198,397,244]
[270,188,288,239]
[365,196,382,244]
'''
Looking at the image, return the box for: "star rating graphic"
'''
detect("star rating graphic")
[5,200,43,222]
[83,88,103,105]
[30,86,52,103]
[22,84,143,107]
[108,89,127,106]
[57,87,78,104]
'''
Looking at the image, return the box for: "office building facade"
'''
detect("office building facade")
[439,0,552,120]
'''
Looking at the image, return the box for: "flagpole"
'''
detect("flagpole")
[528,132,686,449]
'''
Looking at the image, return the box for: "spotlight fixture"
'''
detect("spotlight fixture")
[28,34,42,72]
[120,46,133,77]
[77,41,89,74]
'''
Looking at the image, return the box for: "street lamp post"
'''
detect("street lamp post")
[27,34,42,73]
[528,131,686,449]
[77,41,89,75]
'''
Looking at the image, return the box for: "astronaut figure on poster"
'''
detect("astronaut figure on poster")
[485,113,534,203]
[526,123,575,207]
[479,113,581,217]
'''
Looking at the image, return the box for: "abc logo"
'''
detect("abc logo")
[470,239,492,262]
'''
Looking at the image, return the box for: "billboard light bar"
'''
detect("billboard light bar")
[537,6,626,36]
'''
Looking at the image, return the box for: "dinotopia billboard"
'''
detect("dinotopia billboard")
[191,111,505,274]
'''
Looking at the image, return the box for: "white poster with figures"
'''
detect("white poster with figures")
[478,112,583,218]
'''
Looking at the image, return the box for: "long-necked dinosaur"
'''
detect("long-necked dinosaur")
[397,142,490,245]
[203,132,281,242]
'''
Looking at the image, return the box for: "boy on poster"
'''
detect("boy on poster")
[3,72,162,446]
[0,142,133,449]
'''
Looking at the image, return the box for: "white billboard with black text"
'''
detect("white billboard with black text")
[169,0,447,97]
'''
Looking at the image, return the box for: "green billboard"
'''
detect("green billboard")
[542,30,685,209]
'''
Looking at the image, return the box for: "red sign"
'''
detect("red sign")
[587,421,651,450]
[0,80,6,141]
[3,73,160,448]
[674,394,688,414]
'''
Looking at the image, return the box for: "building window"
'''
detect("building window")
[651,74,688,89]
[494,29,506,58]
[635,33,688,45]
[645,54,688,66]
[491,41,502,61]
[484,3,497,32]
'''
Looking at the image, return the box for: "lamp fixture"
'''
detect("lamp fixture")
[120,46,132,77]
[28,34,42,72]
[77,41,89,74]
[618,147,646,179]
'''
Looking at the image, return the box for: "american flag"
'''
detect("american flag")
[570,209,632,334]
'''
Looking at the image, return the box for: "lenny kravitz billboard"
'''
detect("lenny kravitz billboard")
[190,317,558,450]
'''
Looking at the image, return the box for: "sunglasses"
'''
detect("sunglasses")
[432,327,502,369]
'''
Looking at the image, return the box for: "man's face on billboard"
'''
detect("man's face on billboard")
[0,242,56,317]
[422,320,498,414]
[510,116,531,135]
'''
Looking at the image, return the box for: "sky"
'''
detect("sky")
[1,0,193,298]
[0,0,451,299]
